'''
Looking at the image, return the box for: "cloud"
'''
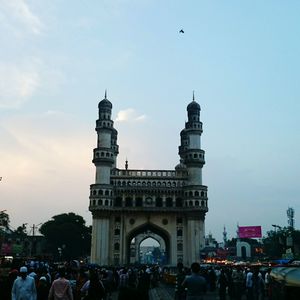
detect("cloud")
[1,0,43,36]
[0,111,95,230]
[0,61,40,109]
[115,108,146,122]
[0,112,93,167]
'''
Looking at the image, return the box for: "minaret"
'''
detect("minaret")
[178,91,205,186]
[223,225,227,246]
[178,92,207,264]
[94,91,119,178]
[89,91,119,264]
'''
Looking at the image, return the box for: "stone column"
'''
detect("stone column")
[91,218,110,265]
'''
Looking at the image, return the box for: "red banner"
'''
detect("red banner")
[238,226,262,238]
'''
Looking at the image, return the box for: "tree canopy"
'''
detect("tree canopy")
[262,227,300,259]
[39,212,91,260]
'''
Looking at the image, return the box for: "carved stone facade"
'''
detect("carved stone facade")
[89,93,208,266]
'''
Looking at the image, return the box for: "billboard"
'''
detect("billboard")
[238,226,262,238]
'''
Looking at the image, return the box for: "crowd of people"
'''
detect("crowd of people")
[174,263,271,300]
[0,259,161,300]
[0,259,273,300]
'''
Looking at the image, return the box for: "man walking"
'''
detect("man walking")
[182,262,207,300]
[12,266,37,300]
[48,267,73,300]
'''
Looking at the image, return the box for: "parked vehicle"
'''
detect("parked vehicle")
[270,266,300,300]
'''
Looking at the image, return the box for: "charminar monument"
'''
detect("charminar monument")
[89,92,208,266]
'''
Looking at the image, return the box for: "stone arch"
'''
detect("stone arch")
[131,233,166,264]
[126,222,171,264]
[236,241,251,258]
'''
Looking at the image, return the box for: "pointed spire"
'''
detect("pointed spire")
[192,90,195,101]
[104,89,107,99]
[125,158,128,170]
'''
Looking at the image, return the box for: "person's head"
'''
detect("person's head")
[9,269,19,278]
[190,262,200,274]
[58,267,66,278]
[19,266,28,279]
[89,269,99,282]
[177,262,184,271]
[39,276,47,286]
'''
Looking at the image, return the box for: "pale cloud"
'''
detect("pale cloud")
[116,108,146,122]
[0,61,40,109]
[0,112,93,166]
[1,0,43,35]
[0,111,94,229]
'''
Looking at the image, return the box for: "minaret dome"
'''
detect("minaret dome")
[98,91,112,110]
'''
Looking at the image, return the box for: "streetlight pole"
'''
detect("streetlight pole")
[29,223,42,257]
[272,224,282,233]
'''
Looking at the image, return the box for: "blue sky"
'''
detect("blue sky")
[0,0,299,242]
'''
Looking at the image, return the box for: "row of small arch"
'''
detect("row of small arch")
[111,170,178,177]
[90,197,208,208]
[98,113,111,120]
[94,151,114,158]
[111,180,183,187]
[186,122,202,129]
[91,189,208,198]
[185,152,205,160]
[96,119,113,128]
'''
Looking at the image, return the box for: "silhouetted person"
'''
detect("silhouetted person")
[175,262,186,300]
[218,269,228,300]
[12,266,37,300]
[182,262,206,300]
[48,267,73,300]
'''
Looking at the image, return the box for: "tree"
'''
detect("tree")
[40,212,91,260]
[0,211,9,228]
[262,227,300,259]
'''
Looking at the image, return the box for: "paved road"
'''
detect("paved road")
[111,283,223,299]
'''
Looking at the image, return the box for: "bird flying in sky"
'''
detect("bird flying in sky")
[179,29,184,33]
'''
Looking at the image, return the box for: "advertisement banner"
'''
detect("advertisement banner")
[238,226,262,238]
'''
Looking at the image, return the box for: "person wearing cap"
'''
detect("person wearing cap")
[37,276,50,300]
[12,266,37,300]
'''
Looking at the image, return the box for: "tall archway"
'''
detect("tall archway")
[126,222,170,264]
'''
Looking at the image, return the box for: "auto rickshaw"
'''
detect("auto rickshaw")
[270,266,300,300]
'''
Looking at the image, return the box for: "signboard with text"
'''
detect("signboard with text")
[238,226,262,238]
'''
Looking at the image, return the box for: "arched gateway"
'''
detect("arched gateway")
[89,92,208,266]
